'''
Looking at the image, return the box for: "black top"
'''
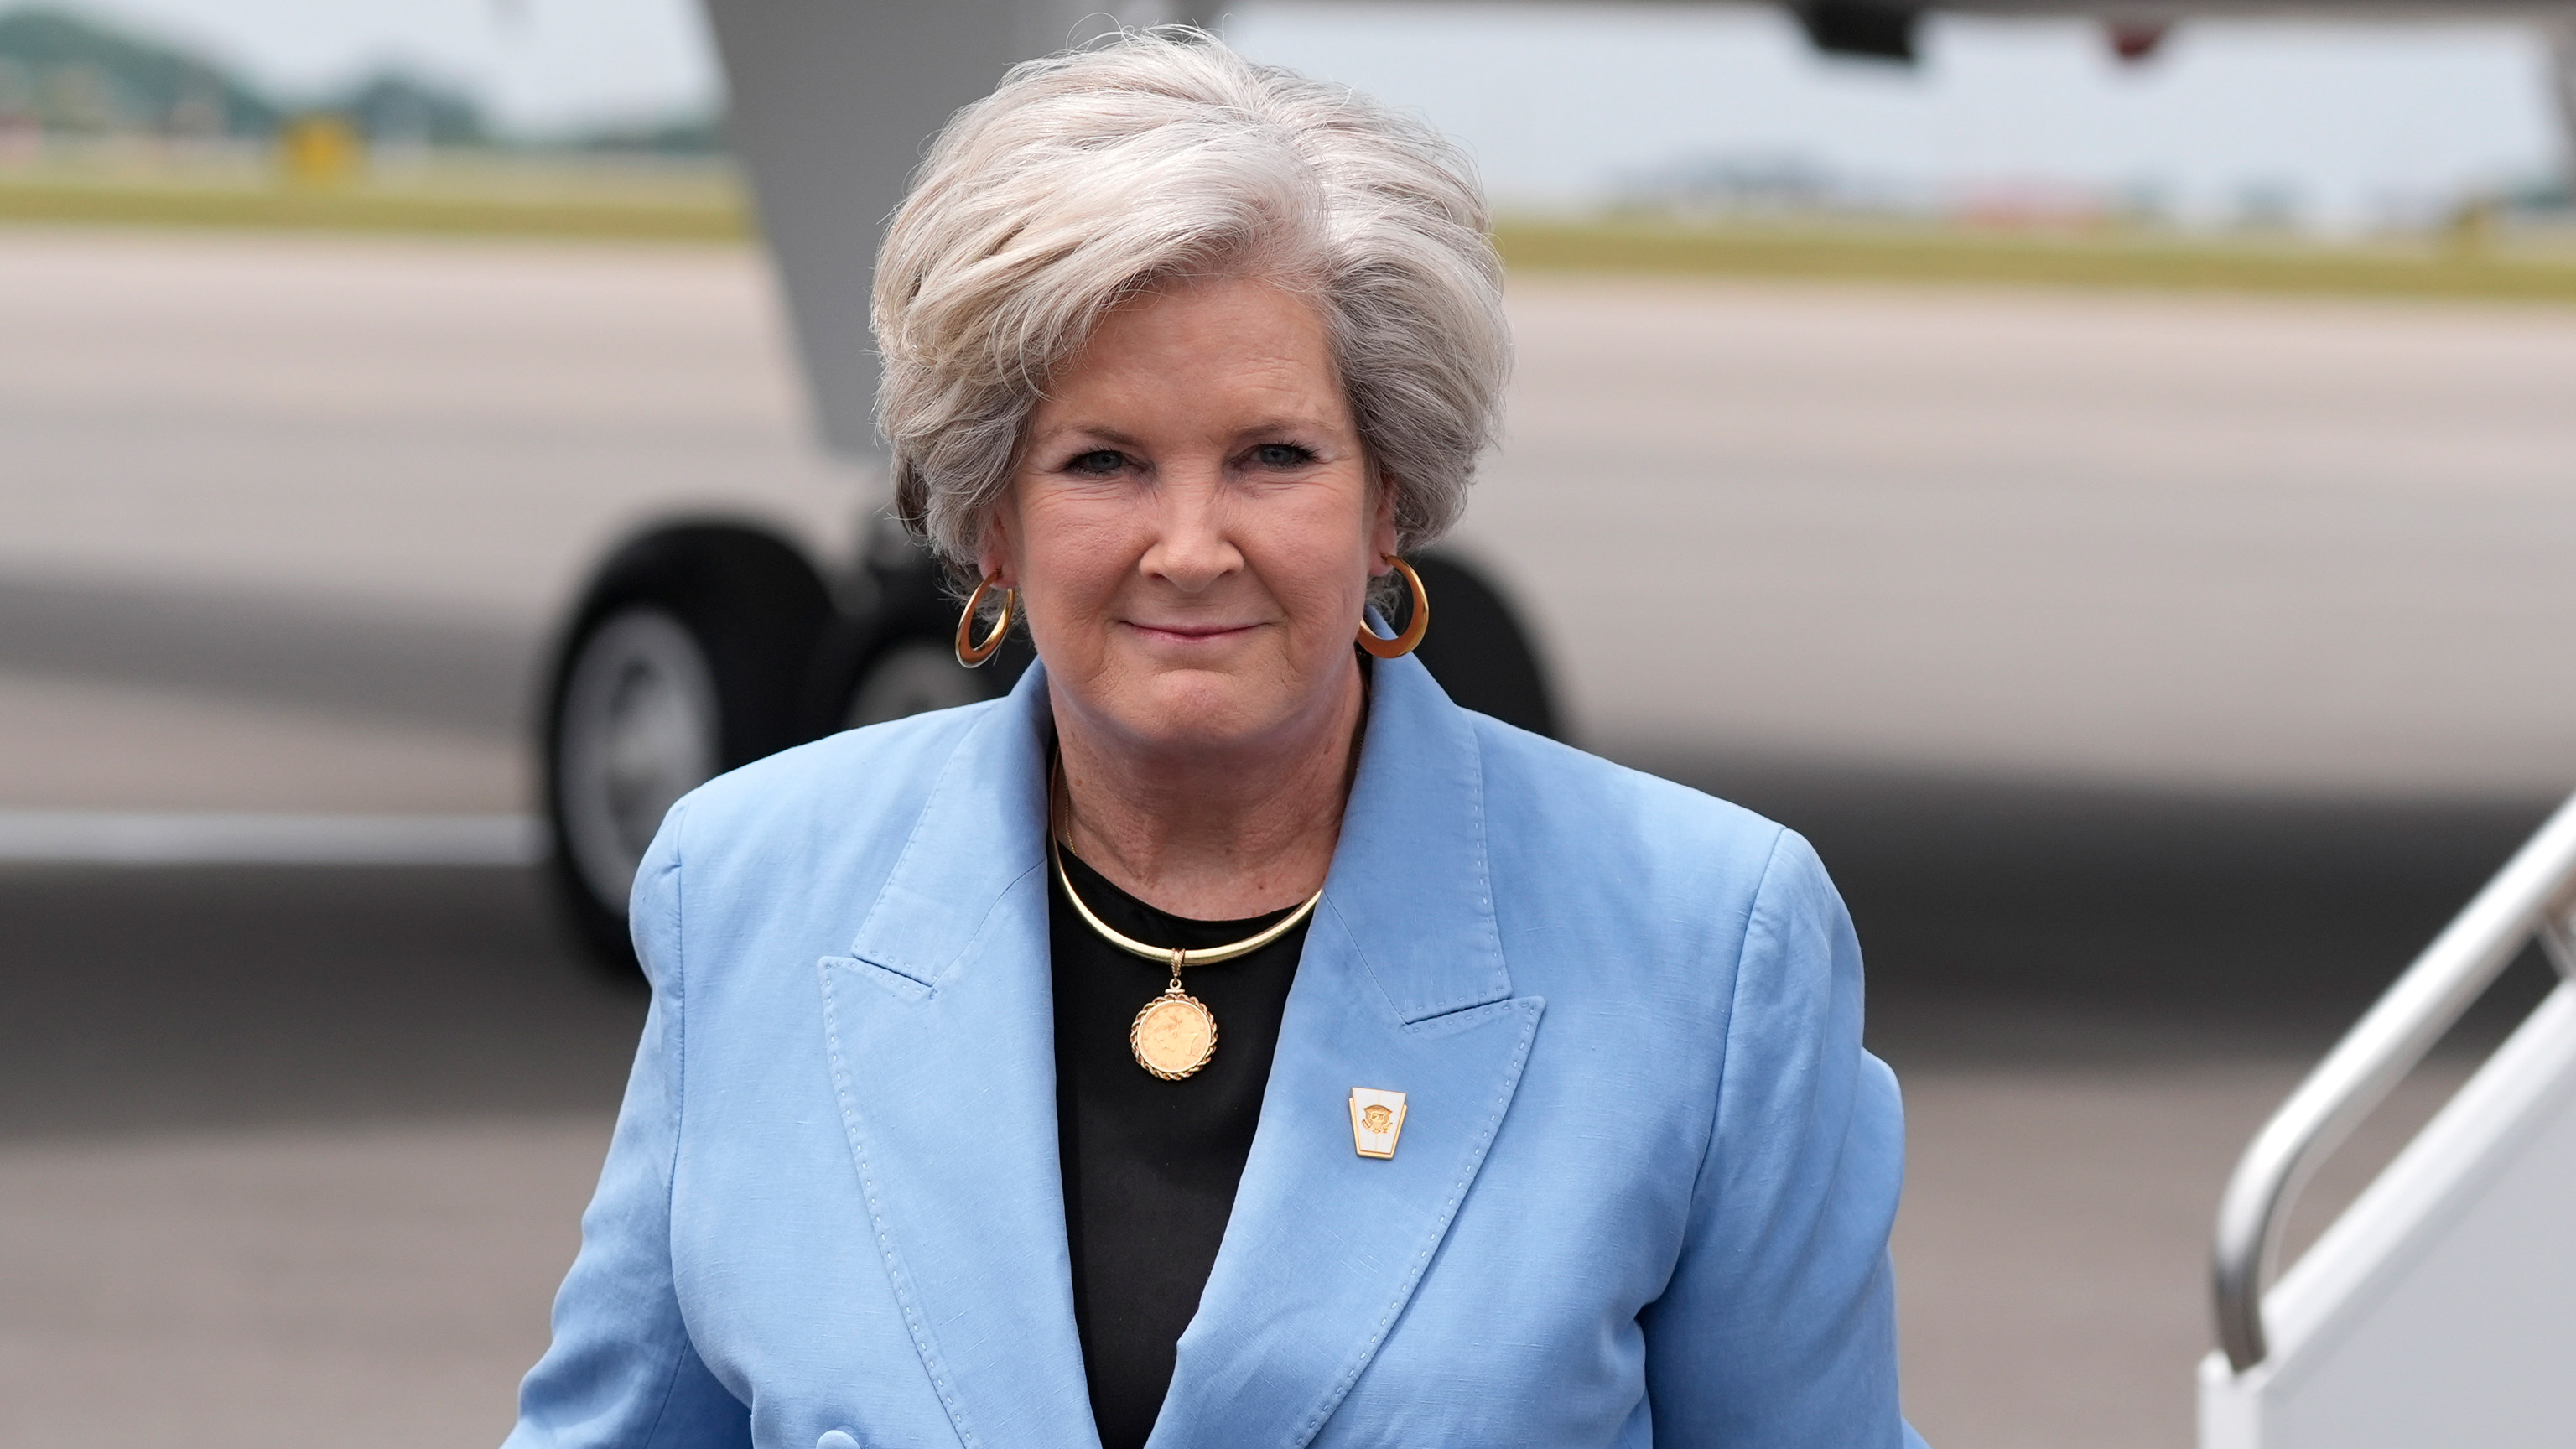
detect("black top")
[1047,843,1309,1449]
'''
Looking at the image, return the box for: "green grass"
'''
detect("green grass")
[9,161,2576,304]
[0,158,750,242]
[1494,217,2576,304]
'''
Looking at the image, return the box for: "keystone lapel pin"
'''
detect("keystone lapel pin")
[1349,1088,1407,1160]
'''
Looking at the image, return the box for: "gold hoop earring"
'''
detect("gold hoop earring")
[955,574,1015,667]
[1357,555,1429,659]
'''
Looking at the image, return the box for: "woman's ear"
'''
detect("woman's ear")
[1368,474,1401,571]
[973,505,1016,586]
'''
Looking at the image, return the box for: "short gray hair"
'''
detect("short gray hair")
[873,28,1511,574]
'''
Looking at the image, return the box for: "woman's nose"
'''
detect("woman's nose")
[1140,473,1240,589]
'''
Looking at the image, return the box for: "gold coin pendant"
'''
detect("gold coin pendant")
[1130,986,1219,1080]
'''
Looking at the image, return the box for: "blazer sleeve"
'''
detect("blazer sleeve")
[504,801,751,1449]
[1639,828,1928,1448]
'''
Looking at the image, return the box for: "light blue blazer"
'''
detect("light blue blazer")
[508,650,1924,1449]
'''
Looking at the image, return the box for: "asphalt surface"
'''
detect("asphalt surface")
[5,229,2575,1447]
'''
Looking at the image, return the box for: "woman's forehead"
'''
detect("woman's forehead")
[1033,279,1351,434]
[1083,276,1330,368]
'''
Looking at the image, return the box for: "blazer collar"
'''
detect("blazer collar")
[844,663,1054,989]
[823,654,1540,1449]
[1311,644,1515,1023]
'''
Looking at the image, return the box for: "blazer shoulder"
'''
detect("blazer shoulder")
[1468,713,1820,984]
[1470,713,1790,876]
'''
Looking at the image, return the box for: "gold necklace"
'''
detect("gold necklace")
[1048,756,1324,1080]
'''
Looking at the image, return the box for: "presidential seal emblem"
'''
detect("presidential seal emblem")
[1349,1088,1409,1159]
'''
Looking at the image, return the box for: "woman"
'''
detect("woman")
[509,30,1921,1449]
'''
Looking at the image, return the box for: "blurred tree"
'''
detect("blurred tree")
[0,8,736,156]
[0,8,277,134]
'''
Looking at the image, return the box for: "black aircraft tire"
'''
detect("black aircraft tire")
[542,527,833,974]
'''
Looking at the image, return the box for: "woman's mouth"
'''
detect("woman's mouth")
[1125,620,1260,646]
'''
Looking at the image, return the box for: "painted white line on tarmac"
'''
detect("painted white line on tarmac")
[0,811,544,866]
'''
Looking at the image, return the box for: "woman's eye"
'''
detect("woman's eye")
[1066,449,1126,476]
[1249,443,1315,470]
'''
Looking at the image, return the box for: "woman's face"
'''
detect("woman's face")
[983,274,1394,761]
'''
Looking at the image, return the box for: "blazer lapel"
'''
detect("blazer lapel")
[818,666,1098,1449]
[1150,655,1548,1449]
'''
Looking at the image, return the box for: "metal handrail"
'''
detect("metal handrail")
[2211,787,2576,1373]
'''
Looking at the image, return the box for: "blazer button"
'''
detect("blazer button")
[817,1431,861,1449]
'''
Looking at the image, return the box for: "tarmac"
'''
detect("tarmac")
[3,227,2573,1447]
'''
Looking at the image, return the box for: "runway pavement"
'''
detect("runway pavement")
[5,228,2574,1446]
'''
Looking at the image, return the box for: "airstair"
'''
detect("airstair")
[2199,792,2576,1446]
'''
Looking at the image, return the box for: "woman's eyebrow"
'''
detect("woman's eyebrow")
[1237,416,1337,439]
[1031,423,1147,451]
